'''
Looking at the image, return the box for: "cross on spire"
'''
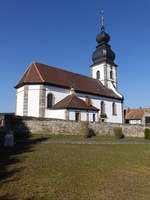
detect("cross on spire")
[101,10,104,31]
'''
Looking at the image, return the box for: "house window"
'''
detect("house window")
[110,70,113,79]
[47,93,53,108]
[93,114,95,122]
[96,70,100,80]
[112,102,117,115]
[75,112,80,122]
[101,101,105,115]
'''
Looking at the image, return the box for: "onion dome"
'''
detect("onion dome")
[96,30,110,45]
[92,43,115,65]
[92,11,115,65]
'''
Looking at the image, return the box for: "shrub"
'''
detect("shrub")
[88,128,96,138]
[144,128,150,139]
[114,127,124,139]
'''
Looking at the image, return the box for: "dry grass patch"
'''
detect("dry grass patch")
[1,140,150,199]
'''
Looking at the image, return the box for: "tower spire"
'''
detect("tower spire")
[101,10,104,31]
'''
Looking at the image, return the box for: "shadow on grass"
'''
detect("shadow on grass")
[0,115,49,200]
[0,195,17,200]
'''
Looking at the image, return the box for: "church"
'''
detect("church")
[15,14,124,124]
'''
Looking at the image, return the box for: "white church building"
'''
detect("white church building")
[15,15,124,123]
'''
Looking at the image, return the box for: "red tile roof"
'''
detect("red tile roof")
[52,94,99,111]
[15,61,123,100]
[125,108,150,120]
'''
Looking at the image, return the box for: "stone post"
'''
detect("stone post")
[121,102,124,124]
[104,62,108,87]
[115,66,118,89]
[65,110,69,120]
[86,112,89,121]
[23,85,29,116]
[97,112,99,122]
[39,85,46,118]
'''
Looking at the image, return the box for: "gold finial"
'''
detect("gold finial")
[101,9,104,31]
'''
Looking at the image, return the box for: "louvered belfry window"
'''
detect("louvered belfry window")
[96,70,100,80]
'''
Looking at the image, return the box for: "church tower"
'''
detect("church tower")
[91,11,118,91]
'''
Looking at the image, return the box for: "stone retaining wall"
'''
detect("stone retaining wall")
[4,115,148,137]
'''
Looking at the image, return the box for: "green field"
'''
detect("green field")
[1,135,150,200]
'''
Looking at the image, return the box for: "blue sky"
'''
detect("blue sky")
[0,0,150,112]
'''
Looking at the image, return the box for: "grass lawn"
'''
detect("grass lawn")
[1,135,150,199]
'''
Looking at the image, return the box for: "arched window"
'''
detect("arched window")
[96,70,100,80]
[112,102,117,115]
[47,93,53,109]
[110,70,113,79]
[101,101,105,115]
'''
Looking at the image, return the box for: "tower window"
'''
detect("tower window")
[47,93,54,109]
[112,102,117,115]
[96,70,100,80]
[110,70,113,79]
[101,101,105,115]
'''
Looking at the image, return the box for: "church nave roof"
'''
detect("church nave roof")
[15,61,123,100]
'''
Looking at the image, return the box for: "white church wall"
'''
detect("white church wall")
[77,92,123,123]
[108,82,122,98]
[44,86,104,122]
[45,85,70,118]
[88,112,98,122]
[107,64,116,81]
[45,109,66,120]
[91,63,105,84]
[91,62,118,89]
[105,100,123,123]
[89,113,93,122]
[45,85,70,104]
[16,83,123,123]
[81,111,87,121]
[68,110,98,122]
[28,85,40,117]
[107,64,117,89]
[16,86,24,116]
[68,110,87,121]
[68,111,75,121]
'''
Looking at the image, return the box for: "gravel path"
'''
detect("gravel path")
[17,140,150,145]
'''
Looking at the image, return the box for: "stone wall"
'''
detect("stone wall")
[4,114,148,137]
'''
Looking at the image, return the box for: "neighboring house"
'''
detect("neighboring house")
[125,108,150,126]
[15,14,124,123]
